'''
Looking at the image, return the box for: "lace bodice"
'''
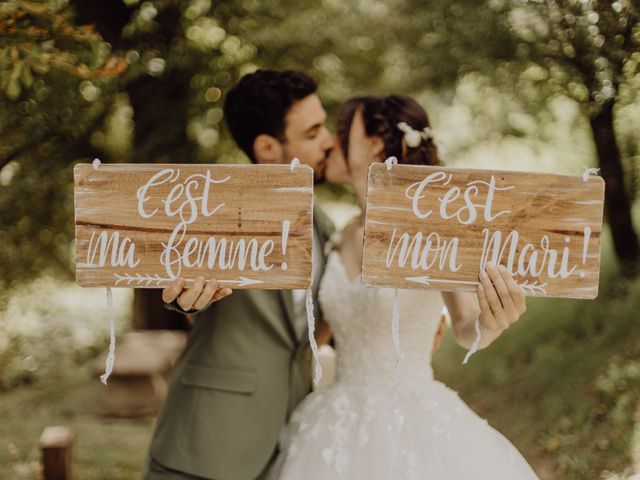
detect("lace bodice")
[318,250,445,386]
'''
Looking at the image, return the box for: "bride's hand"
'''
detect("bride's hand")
[476,263,526,335]
[162,276,233,312]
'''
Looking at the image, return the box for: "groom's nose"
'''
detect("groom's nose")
[320,128,334,153]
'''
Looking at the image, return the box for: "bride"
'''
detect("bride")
[269,95,539,479]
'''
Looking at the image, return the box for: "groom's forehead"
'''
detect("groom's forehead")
[285,94,327,133]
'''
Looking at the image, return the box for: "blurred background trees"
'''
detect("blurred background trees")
[1,0,638,297]
[392,0,640,270]
[1,1,639,477]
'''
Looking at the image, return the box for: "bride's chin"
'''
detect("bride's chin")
[325,177,351,188]
[324,169,348,186]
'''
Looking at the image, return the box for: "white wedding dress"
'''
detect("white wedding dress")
[272,250,539,479]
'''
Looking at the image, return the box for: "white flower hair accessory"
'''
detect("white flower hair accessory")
[397,122,433,148]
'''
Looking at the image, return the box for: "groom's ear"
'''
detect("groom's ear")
[253,134,284,165]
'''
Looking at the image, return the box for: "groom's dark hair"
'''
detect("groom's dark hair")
[223,70,317,162]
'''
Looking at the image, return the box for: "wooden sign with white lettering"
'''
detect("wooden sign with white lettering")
[74,163,313,289]
[362,164,605,299]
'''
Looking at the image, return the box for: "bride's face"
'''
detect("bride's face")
[325,108,384,200]
[346,109,379,187]
[325,136,349,184]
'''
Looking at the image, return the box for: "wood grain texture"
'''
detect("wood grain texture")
[362,164,605,299]
[74,163,313,289]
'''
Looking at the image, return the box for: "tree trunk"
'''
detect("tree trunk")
[126,69,196,329]
[589,100,639,275]
[71,1,196,329]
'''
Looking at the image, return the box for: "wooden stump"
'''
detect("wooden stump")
[40,426,74,480]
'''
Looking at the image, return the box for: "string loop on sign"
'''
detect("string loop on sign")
[582,166,600,182]
[92,157,115,384]
[462,318,482,365]
[305,288,322,385]
[391,288,401,367]
[385,156,398,171]
[290,157,300,171]
[389,289,403,476]
[100,287,116,384]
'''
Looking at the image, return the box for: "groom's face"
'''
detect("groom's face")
[279,94,334,181]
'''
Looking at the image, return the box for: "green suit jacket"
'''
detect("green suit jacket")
[148,206,335,480]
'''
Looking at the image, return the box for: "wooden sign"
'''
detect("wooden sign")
[74,163,313,289]
[362,164,605,299]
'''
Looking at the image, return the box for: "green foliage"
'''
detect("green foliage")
[496,0,639,112]
[0,0,128,289]
[0,277,132,389]
[0,0,126,158]
[113,0,258,163]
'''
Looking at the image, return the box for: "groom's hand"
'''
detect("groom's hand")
[476,264,526,334]
[162,277,233,312]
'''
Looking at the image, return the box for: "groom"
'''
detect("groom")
[143,70,336,480]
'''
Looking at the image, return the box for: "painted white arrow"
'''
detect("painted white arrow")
[431,279,481,286]
[181,277,265,287]
[406,275,548,294]
[406,276,481,286]
[114,272,172,286]
[114,274,267,288]
[219,277,264,287]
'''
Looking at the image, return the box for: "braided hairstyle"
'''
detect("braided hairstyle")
[337,95,441,168]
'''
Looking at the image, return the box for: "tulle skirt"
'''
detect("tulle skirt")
[270,376,539,480]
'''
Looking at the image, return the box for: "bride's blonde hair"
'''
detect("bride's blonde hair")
[336,95,441,168]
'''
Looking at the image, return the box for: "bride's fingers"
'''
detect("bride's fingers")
[486,264,516,320]
[479,269,507,328]
[476,283,493,324]
[502,268,527,316]
[192,279,219,311]
[477,283,502,332]
[476,284,503,331]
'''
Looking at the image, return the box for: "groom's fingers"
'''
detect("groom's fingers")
[192,279,219,310]
[211,287,233,302]
[162,277,185,304]
[177,276,206,311]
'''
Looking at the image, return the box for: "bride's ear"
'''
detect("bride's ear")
[369,136,385,161]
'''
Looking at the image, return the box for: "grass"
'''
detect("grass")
[0,366,153,480]
[433,226,640,479]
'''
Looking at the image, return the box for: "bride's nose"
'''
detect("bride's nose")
[328,140,344,162]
